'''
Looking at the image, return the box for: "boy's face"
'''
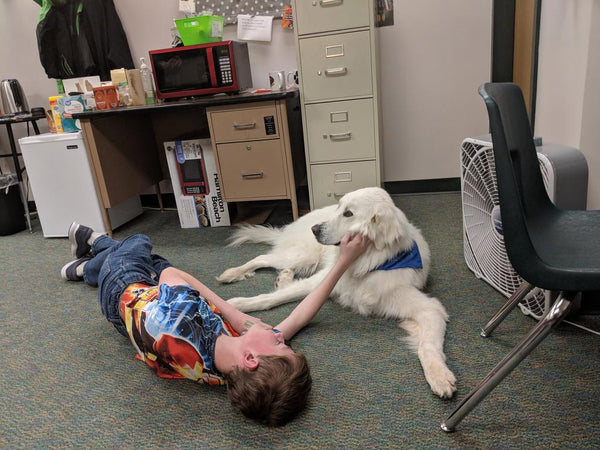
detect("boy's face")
[243,323,294,357]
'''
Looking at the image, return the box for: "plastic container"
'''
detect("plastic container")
[139,57,155,105]
[174,16,224,46]
[0,173,26,236]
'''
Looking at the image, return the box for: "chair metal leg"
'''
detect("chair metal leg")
[441,292,574,433]
[480,281,534,337]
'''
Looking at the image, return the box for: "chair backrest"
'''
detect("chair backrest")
[478,83,557,281]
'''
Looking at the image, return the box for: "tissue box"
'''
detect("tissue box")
[57,95,86,132]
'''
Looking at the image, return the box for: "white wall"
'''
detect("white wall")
[0,0,55,173]
[377,0,492,182]
[579,1,600,209]
[1,0,598,208]
[535,0,600,209]
[113,0,298,91]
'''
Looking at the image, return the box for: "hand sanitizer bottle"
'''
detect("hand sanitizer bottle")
[139,57,155,105]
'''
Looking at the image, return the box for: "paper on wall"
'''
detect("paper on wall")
[179,0,196,14]
[237,15,273,42]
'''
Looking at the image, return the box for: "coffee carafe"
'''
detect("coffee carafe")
[1,79,30,116]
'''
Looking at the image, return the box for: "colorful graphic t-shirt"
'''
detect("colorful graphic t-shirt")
[120,282,238,385]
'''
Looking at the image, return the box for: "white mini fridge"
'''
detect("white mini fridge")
[18,132,143,237]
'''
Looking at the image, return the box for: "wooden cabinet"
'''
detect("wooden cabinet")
[292,0,382,209]
[206,100,298,219]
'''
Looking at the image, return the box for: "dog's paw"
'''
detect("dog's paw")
[227,297,255,312]
[426,365,457,399]
[216,268,255,283]
[275,269,295,290]
[228,295,273,312]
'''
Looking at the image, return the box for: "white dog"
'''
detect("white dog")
[218,187,456,398]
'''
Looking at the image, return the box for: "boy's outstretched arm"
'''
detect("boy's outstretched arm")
[275,232,370,340]
[159,267,261,334]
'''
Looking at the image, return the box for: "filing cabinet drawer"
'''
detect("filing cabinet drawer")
[305,98,375,163]
[310,160,378,208]
[216,139,287,199]
[299,30,373,102]
[294,0,370,36]
[208,102,280,143]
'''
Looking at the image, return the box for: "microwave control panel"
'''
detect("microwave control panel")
[219,55,233,84]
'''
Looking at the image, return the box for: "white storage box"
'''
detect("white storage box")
[164,139,230,228]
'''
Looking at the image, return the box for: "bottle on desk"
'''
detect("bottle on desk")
[139,57,156,105]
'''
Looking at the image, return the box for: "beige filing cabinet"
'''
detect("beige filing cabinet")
[206,100,299,220]
[292,0,382,209]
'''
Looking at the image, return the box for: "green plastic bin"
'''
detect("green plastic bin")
[174,16,224,46]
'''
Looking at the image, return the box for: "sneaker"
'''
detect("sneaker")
[60,256,92,281]
[68,222,94,258]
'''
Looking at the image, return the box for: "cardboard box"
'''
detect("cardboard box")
[164,139,231,228]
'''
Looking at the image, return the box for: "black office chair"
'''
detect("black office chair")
[441,82,600,432]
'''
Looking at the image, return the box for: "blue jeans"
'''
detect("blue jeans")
[83,234,172,337]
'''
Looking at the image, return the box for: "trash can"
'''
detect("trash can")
[0,173,26,235]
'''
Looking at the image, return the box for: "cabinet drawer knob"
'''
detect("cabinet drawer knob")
[242,172,264,179]
[233,122,256,130]
[324,67,347,76]
[245,145,252,150]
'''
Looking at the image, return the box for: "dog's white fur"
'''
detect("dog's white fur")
[218,187,456,398]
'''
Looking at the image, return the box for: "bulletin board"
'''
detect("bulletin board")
[187,1,287,24]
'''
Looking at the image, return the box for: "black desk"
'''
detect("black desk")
[0,114,43,230]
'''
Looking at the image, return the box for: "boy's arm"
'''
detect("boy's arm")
[158,267,260,334]
[275,233,369,340]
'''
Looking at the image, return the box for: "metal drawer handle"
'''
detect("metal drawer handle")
[319,0,343,6]
[233,122,256,130]
[324,67,347,76]
[327,192,348,198]
[241,172,264,179]
[328,131,352,140]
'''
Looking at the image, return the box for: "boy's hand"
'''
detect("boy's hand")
[338,232,371,266]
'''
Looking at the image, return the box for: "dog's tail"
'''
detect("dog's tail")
[226,224,284,247]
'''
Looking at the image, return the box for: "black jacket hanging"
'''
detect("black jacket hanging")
[36,0,134,81]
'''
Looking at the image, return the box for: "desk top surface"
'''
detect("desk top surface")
[73,89,298,120]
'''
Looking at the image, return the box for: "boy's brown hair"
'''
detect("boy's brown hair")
[225,353,312,427]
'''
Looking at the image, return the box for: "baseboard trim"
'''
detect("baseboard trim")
[140,180,461,210]
[384,178,460,194]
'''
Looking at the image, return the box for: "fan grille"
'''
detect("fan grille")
[461,138,550,320]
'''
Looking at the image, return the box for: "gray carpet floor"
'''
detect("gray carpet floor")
[1,192,598,448]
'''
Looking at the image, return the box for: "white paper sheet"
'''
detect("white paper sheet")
[237,15,273,42]
[179,0,196,14]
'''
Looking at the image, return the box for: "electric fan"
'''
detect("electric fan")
[460,135,588,319]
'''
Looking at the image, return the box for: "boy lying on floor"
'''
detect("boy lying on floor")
[60,223,369,426]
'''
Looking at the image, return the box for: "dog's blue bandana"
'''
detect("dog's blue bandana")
[373,242,423,271]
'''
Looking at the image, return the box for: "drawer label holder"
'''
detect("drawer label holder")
[263,115,277,135]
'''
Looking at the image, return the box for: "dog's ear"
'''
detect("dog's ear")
[364,204,406,250]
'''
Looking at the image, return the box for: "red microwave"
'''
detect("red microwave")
[149,41,253,100]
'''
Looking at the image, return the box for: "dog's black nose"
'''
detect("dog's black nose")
[311,224,321,236]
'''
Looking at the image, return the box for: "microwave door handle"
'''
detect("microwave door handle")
[206,47,218,87]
